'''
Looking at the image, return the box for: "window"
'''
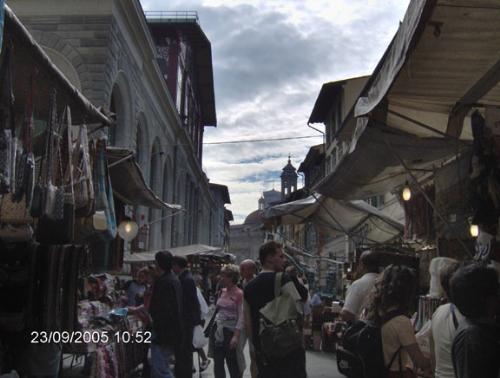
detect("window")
[365,195,385,209]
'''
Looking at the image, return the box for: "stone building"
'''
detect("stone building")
[7,0,219,252]
[209,183,231,250]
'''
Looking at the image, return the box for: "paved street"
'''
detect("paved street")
[194,346,343,378]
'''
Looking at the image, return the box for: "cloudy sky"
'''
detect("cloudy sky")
[140,0,410,224]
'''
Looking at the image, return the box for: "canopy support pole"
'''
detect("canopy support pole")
[387,109,465,142]
[383,137,473,258]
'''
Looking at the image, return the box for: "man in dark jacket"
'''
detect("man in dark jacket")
[172,255,202,378]
[149,251,183,378]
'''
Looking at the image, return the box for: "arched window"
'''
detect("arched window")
[109,72,132,147]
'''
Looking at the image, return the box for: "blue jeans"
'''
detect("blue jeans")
[151,343,174,378]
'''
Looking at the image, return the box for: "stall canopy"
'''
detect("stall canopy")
[124,244,223,263]
[264,194,404,244]
[4,5,111,125]
[107,147,181,210]
[316,0,500,200]
[316,122,463,200]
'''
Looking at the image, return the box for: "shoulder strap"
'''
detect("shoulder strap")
[274,272,283,298]
[380,310,404,325]
[450,303,459,330]
[386,346,402,374]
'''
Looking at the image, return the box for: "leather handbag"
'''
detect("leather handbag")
[95,138,116,241]
[13,77,36,207]
[73,124,95,217]
[30,89,56,217]
[73,138,116,243]
[36,106,76,244]
[0,193,33,224]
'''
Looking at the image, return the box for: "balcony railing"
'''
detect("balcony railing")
[145,11,199,24]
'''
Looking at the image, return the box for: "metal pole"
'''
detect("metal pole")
[383,137,473,258]
[387,109,467,143]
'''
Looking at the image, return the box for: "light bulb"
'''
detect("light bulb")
[402,185,411,201]
[470,224,479,238]
[125,223,132,233]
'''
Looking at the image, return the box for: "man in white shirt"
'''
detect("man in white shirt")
[341,250,380,322]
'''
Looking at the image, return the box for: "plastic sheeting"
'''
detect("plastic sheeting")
[355,0,428,118]
[316,123,465,200]
[264,193,404,244]
[107,147,181,210]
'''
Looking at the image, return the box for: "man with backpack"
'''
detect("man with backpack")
[243,241,308,378]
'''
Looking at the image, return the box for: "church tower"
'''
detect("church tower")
[281,155,298,200]
[258,195,265,210]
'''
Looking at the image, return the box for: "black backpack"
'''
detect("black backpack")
[336,311,403,378]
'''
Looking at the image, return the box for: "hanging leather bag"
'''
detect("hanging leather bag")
[13,75,36,207]
[74,138,116,243]
[95,138,117,242]
[36,106,76,244]
[73,123,95,217]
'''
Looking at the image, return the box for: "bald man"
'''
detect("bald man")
[239,259,256,288]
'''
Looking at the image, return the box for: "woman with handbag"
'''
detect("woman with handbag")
[211,264,245,378]
[364,265,432,378]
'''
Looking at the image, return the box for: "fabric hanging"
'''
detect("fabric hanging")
[403,185,435,241]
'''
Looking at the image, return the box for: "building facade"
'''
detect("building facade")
[7,0,218,251]
[209,183,231,250]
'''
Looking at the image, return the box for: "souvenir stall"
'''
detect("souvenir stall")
[0,6,155,377]
[123,244,230,304]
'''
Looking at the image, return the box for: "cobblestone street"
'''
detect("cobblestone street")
[195,346,343,378]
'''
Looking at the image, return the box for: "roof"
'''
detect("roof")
[4,5,110,126]
[244,209,265,225]
[308,80,345,124]
[209,183,231,204]
[308,76,370,124]
[146,12,217,127]
[298,144,325,172]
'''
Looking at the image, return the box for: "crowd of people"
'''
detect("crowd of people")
[340,250,500,378]
[125,243,500,378]
[129,241,308,378]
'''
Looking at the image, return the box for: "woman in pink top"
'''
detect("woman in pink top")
[213,264,244,378]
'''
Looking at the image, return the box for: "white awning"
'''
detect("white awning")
[265,194,404,244]
[124,244,223,263]
[107,147,181,210]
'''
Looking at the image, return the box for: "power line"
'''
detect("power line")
[203,135,323,145]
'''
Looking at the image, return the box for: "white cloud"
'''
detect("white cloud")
[140,0,410,224]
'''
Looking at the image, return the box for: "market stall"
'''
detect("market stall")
[0,5,157,377]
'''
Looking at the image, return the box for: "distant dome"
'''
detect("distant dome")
[244,209,265,224]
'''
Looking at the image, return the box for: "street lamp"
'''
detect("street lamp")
[117,208,185,242]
